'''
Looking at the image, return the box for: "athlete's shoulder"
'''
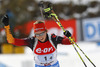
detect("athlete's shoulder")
[51,33,64,42]
[29,36,35,40]
[51,33,57,38]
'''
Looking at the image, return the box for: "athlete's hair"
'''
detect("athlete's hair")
[34,20,45,24]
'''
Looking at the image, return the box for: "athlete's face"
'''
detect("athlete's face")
[35,31,47,42]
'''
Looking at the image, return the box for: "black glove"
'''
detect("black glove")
[43,3,53,18]
[43,12,51,18]
[63,30,71,37]
[2,14,9,26]
[46,3,53,10]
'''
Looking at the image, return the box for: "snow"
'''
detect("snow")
[57,42,100,67]
[0,42,100,67]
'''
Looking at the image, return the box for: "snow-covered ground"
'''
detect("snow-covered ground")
[0,42,100,67]
[57,42,100,67]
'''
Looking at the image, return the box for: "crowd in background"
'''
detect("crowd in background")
[0,0,100,25]
[0,0,100,54]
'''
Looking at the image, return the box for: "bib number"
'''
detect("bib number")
[38,54,53,63]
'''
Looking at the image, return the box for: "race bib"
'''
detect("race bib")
[37,54,53,63]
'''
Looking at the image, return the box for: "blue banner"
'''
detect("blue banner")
[82,17,100,42]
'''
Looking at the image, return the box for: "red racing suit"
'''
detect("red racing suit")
[5,25,71,66]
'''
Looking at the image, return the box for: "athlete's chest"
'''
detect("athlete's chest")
[34,41,56,55]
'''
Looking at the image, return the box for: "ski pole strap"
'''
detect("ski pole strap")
[44,8,51,12]
[50,13,58,18]
[46,12,58,19]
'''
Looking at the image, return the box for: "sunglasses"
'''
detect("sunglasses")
[35,31,46,37]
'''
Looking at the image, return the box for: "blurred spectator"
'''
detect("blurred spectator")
[0,29,6,53]
[1,0,100,21]
[0,28,6,53]
[6,9,16,31]
[86,1,99,18]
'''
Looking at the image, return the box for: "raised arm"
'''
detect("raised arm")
[2,15,29,46]
[42,3,72,45]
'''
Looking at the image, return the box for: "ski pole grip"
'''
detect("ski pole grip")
[63,30,72,37]
[38,1,44,8]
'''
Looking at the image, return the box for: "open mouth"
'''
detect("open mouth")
[40,38,44,40]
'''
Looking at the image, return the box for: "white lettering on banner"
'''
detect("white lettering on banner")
[48,28,73,36]
[36,47,53,53]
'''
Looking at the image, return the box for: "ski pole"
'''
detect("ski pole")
[38,1,45,21]
[69,37,96,67]
[39,2,96,67]
[49,9,96,67]
[50,14,87,67]
[42,3,87,66]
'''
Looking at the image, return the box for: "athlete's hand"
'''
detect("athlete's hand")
[2,14,9,26]
[63,30,71,37]
[43,3,53,18]
[46,2,52,9]
[43,12,51,18]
